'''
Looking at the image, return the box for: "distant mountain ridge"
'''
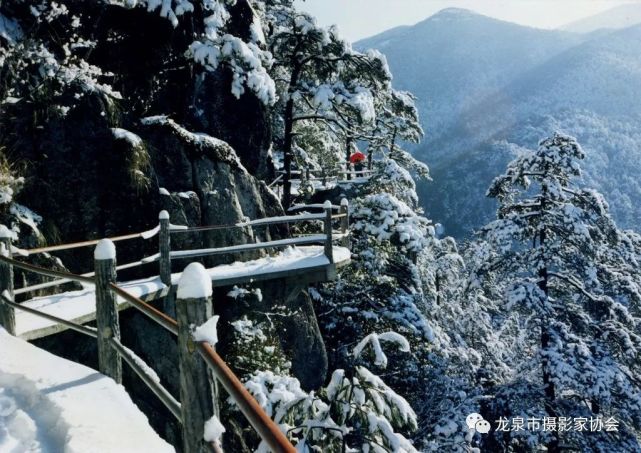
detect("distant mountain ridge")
[357,8,584,148]
[357,8,641,237]
[563,3,641,33]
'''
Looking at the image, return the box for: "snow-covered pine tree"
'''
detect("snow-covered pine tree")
[263,0,390,205]
[0,1,276,112]
[468,133,641,452]
[243,332,419,453]
[367,88,428,179]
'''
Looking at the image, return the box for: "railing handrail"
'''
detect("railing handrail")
[14,210,335,257]
[275,167,373,177]
[169,235,328,261]
[289,203,341,212]
[0,255,296,452]
[171,212,327,234]
[197,343,296,453]
[0,203,349,453]
[22,225,161,256]
[0,254,95,285]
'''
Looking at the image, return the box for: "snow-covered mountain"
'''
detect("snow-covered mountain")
[563,3,641,33]
[357,8,584,146]
[357,9,641,237]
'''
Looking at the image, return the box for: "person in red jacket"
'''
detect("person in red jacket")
[349,150,366,174]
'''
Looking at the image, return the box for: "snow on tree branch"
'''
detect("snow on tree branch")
[353,331,411,368]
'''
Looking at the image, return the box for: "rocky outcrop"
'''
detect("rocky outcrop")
[1,2,330,450]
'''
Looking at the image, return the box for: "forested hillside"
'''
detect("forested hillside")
[358,8,641,238]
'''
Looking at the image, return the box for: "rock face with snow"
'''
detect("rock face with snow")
[0,1,280,270]
[0,2,327,448]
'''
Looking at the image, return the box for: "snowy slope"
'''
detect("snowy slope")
[0,328,174,453]
[563,3,641,33]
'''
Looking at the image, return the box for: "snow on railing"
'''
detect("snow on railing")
[0,202,351,453]
[0,247,296,453]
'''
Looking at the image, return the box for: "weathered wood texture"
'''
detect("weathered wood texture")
[0,238,15,335]
[95,243,122,383]
[340,199,350,248]
[159,211,175,317]
[177,292,218,453]
[324,204,334,263]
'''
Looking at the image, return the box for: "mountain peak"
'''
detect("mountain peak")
[429,8,478,20]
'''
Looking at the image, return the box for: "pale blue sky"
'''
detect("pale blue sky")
[293,0,633,41]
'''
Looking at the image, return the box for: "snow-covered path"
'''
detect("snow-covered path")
[16,245,350,341]
[0,328,174,453]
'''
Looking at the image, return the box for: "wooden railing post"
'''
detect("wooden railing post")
[94,239,122,383]
[305,167,310,182]
[0,227,15,335]
[340,198,350,248]
[323,201,334,264]
[159,210,174,317]
[321,168,327,187]
[177,263,218,453]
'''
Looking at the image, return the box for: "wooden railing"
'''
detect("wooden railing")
[269,166,374,195]
[0,200,351,453]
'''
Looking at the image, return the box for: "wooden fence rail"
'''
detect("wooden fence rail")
[0,201,350,453]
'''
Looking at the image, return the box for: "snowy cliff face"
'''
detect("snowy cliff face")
[358,9,641,238]
[0,1,277,268]
[0,2,328,445]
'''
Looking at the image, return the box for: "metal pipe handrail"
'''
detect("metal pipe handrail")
[1,292,98,338]
[0,254,95,285]
[171,213,327,234]
[289,203,341,211]
[197,343,296,453]
[108,283,179,336]
[109,338,182,421]
[267,174,284,188]
[22,226,160,255]
[239,213,325,228]
[169,235,327,260]
[13,253,160,295]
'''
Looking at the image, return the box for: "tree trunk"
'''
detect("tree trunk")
[282,65,301,209]
[345,136,353,181]
[389,127,397,158]
[538,185,559,453]
[283,96,294,208]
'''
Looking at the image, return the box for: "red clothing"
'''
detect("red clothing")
[349,151,366,164]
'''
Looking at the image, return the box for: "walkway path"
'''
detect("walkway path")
[16,245,350,340]
[0,328,174,453]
